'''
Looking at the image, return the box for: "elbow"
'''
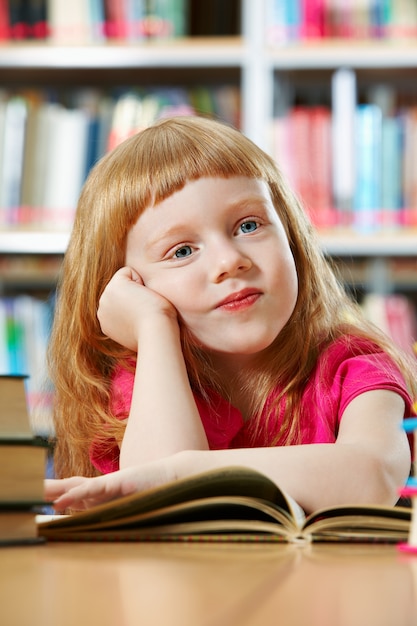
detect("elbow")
[367,444,411,506]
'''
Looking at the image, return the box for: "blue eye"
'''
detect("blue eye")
[240,220,258,233]
[174,245,192,258]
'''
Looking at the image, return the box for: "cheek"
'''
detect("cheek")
[144,273,190,311]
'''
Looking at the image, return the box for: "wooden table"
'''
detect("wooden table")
[1,541,417,626]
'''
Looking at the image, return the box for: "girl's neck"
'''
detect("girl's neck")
[209,353,258,422]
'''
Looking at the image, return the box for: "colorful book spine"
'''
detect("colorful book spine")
[380,115,403,225]
[353,104,383,232]
[331,68,356,217]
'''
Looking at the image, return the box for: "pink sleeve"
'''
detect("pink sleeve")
[330,350,414,419]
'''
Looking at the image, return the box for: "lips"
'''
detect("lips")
[216,288,262,311]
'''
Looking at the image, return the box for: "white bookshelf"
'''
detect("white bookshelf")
[0,232,70,254]
[0,0,416,284]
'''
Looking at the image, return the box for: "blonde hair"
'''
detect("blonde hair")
[48,115,417,477]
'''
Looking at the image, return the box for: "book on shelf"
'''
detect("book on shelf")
[0,0,9,39]
[0,296,53,428]
[331,67,356,217]
[266,0,301,44]
[37,466,411,543]
[7,0,48,39]
[353,104,382,232]
[42,104,90,229]
[380,115,403,223]
[272,104,335,229]
[300,0,324,39]
[47,0,93,42]
[361,293,417,357]
[0,96,27,222]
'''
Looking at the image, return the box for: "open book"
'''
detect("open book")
[37,467,411,543]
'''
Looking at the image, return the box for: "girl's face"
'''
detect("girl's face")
[126,177,298,368]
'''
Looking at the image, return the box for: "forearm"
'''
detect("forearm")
[173,442,409,513]
[119,317,208,469]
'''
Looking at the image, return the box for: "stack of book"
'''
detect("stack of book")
[0,375,49,545]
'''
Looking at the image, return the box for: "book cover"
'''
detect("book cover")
[0,502,47,545]
[0,437,49,502]
[0,374,32,438]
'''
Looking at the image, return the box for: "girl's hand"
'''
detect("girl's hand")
[97,266,178,350]
[44,459,175,511]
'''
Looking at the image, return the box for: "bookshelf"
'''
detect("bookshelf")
[0,0,416,429]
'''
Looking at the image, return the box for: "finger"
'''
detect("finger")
[116,266,143,285]
[44,477,86,500]
[52,475,123,511]
[127,267,143,284]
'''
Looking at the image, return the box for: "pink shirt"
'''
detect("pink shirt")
[90,336,414,473]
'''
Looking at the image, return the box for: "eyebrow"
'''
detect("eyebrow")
[145,224,192,252]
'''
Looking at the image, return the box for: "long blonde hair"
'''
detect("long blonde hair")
[48,115,417,477]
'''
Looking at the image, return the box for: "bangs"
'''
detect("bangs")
[124,116,278,206]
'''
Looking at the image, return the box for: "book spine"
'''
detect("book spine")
[0,97,27,223]
[124,0,145,40]
[89,0,106,41]
[308,106,335,227]
[331,68,357,218]
[0,0,9,39]
[103,0,128,39]
[21,0,48,39]
[47,0,91,42]
[380,115,403,226]
[42,106,90,229]
[353,104,383,232]
[265,0,302,44]
[300,0,324,39]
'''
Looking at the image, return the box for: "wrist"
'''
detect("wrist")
[172,449,205,481]
[137,310,180,340]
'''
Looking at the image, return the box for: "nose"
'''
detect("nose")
[210,238,252,283]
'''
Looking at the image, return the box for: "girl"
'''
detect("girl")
[45,115,416,513]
